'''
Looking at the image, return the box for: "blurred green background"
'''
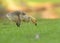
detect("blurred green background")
[0,0,60,43]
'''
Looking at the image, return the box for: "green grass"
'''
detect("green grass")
[1,0,60,43]
[0,19,60,43]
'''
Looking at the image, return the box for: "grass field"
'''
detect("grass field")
[0,0,60,43]
[0,19,60,43]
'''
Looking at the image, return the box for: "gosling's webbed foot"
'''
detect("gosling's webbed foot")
[16,23,20,27]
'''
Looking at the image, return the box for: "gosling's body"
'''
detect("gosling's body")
[6,10,37,27]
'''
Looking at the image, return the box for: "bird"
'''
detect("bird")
[6,10,37,27]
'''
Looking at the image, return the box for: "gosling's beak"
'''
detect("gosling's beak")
[35,22,37,26]
[30,16,37,26]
